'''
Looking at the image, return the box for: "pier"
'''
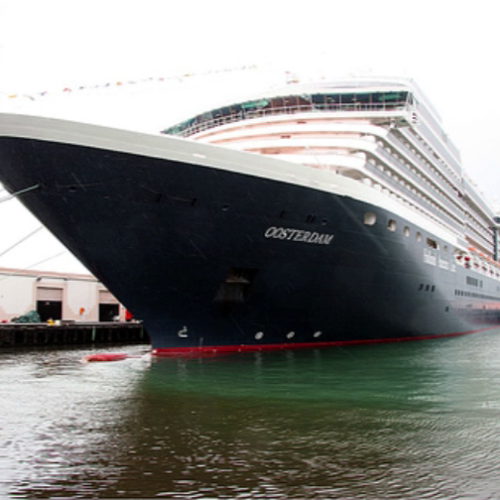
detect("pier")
[0,322,150,347]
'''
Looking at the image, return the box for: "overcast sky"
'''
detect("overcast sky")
[0,0,499,273]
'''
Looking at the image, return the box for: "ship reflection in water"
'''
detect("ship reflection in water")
[4,331,500,498]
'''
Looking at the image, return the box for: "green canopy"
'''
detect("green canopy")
[241,99,269,110]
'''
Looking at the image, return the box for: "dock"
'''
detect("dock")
[0,322,150,347]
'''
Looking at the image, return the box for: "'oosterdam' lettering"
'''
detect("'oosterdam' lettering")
[264,226,334,245]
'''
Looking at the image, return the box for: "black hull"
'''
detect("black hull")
[1,131,500,352]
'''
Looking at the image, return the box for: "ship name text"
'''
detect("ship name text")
[264,226,334,245]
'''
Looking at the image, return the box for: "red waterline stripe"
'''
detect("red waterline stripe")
[151,325,499,356]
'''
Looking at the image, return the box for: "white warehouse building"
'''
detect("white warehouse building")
[0,267,126,323]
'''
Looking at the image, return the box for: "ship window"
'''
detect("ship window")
[416,232,422,242]
[387,219,397,232]
[341,93,356,105]
[426,238,439,249]
[363,212,376,226]
[403,226,410,237]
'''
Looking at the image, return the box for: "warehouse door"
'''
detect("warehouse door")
[36,287,63,321]
[99,290,119,322]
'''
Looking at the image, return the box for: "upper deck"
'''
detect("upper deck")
[162,85,414,138]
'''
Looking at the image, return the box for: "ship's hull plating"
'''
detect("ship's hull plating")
[0,120,499,353]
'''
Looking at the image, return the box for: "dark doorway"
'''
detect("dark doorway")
[99,303,119,322]
[37,300,62,322]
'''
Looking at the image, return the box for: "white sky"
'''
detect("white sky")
[0,0,499,273]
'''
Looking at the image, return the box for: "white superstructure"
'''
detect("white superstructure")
[164,78,500,277]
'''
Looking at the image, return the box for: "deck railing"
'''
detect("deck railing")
[165,102,411,138]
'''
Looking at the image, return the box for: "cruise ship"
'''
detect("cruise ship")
[0,78,499,354]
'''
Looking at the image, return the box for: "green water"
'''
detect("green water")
[3,330,500,498]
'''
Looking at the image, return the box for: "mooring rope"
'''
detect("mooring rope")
[0,251,69,282]
[0,226,44,259]
[0,183,40,204]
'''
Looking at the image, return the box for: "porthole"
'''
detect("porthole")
[313,331,322,338]
[416,231,422,242]
[363,212,376,226]
[387,219,397,232]
[255,331,264,340]
[286,331,295,339]
[403,226,410,237]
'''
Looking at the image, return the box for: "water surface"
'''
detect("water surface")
[3,331,500,498]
